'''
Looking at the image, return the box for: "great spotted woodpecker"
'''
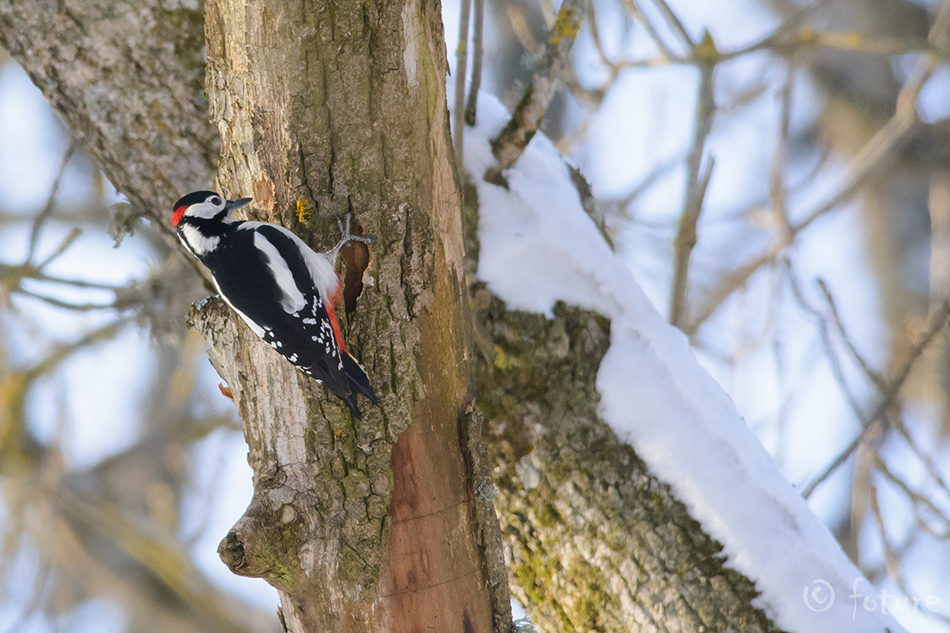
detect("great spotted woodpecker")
[172,191,378,417]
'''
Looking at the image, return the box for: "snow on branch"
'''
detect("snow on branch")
[464,93,905,633]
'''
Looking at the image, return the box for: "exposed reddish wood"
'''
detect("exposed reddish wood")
[378,404,492,632]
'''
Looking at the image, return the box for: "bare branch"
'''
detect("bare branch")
[717,1,829,62]
[685,10,948,335]
[874,456,950,540]
[26,142,75,264]
[35,227,82,270]
[767,62,795,233]
[785,263,877,436]
[869,484,907,593]
[464,0,484,126]
[15,288,120,312]
[453,0,473,173]
[651,0,695,49]
[802,300,950,498]
[485,0,585,186]
[815,279,887,392]
[23,318,131,382]
[928,173,950,305]
[670,39,716,328]
[623,0,681,60]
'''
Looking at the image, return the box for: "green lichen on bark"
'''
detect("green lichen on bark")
[471,291,782,632]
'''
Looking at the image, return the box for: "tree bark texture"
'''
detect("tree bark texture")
[469,294,783,632]
[1,1,792,631]
[192,0,510,631]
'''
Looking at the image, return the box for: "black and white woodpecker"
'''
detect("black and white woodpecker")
[172,191,377,417]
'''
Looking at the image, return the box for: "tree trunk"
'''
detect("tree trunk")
[191,0,510,631]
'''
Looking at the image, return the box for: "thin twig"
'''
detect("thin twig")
[874,456,950,540]
[869,484,907,593]
[27,142,76,264]
[16,288,120,312]
[815,279,887,390]
[623,0,680,60]
[29,271,122,291]
[453,0,473,175]
[785,263,874,432]
[767,61,795,235]
[651,0,694,49]
[717,0,830,62]
[889,414,950,508]
[23,318,131,382]
[801,300,950,498]
[464,0,484,126]
[36,227,83,270]
[0,263,122,291]
[685,24,944,335]
[584,0,614,69]
[928,173,950,304]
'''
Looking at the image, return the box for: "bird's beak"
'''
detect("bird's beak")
[225,197,253,211]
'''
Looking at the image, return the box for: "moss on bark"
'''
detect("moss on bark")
[472,291,782,632]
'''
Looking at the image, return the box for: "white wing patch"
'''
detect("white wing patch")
[303,248,339,305]
[240,221,339,304]
[253,231,307,314]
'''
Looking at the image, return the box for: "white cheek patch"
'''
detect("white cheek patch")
[181,224,221,256]
[188,201,224,220]
[253,232,307,314]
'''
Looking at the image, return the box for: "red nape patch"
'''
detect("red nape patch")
[172,205,186,227]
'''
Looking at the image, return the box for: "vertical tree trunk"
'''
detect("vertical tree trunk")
[192,0,510,631]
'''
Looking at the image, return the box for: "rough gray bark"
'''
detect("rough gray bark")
[2,0,791,631]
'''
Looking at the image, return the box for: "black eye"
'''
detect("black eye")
[211,196,222,206]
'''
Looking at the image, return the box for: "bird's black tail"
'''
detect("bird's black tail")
[320,352,377,419]
[342,352,378,407]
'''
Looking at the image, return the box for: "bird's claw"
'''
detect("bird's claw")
[336,212,375,248]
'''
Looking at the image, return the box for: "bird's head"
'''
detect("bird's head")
[172,191,252,228]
